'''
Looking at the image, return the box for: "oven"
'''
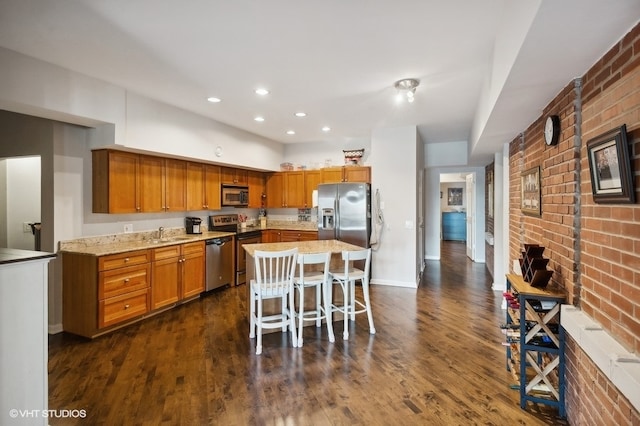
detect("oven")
[209,214,262,286]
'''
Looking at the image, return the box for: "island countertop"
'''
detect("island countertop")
[242,239,364,257]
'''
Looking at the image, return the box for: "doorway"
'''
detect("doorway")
[0,156,41,250]
[439,172,475,261]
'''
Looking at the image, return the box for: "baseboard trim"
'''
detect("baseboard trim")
[48,323,63,335]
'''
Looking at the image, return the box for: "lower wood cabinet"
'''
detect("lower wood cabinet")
[262,229,318,242]
[63,241,205,338]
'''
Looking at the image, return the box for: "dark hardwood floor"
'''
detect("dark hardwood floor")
[48,241,567,425]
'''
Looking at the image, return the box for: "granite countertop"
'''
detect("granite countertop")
[0,248,57,265]
[59,231,235,256]
[242,239,364,257]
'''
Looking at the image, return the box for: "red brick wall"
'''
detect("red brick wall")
[508,21,640,424]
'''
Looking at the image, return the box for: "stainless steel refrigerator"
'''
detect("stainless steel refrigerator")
[317,182,371,248]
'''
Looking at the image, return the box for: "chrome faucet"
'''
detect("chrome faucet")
[158,226,165,240]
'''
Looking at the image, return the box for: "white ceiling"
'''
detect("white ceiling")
[0,0,638,165]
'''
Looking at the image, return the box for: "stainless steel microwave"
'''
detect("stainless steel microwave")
[221,185,249,207]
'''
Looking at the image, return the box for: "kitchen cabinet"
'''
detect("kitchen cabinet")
[247,170,265,208]
[151,241,205,309]
[320,166,371,183]
[186,162,221,210]
[62,241,204,338]
[221,166,248,185]
[304,170,322,207]
[262,229,317,242]
[63,249,152,337]
[92,150,140,213]
[93,150,187,213]
[265,171,317,208]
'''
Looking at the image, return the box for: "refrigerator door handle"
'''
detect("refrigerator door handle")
[334,199,340,240]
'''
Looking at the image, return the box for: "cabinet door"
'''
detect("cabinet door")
[182,244,205,299]
[164,159,187,212]
[204,165,221,210]
[186,162,205,211]
[284,171,305,208]
[304,170,322,208]
[280,230,317,242]
[152,256,181,309]
[265,173,284,208]
[221,167,248,185]
[344,166,371,183]
[247,170,265,208]
[139,155,165,213]
[320,167,344,183]
[93,150,139,213]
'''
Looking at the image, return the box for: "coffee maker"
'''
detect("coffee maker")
[185,217,202,234]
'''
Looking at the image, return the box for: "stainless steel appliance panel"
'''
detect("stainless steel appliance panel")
[317,183,371,248]
[205,236,234,291]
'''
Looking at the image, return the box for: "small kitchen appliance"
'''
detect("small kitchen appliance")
[185,217,202,234]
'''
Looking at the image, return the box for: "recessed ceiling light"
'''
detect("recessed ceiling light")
[207,97,221,103]
[322,126,331,132]
[254,116,265,122]
[294,112,307,117]
[286,130,295,135]
[255,88,270,96]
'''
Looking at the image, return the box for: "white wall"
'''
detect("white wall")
[370,126,419,287]
[0,160,6,247]
[6,157,41,250]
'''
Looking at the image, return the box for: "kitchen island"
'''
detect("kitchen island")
[0,248,56,426]
[243,239,366,333]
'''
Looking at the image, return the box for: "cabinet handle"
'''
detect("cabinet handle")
[124,278,130,283]
[136,207,141,212]
[124,258,129,262]
[124,304,130,309]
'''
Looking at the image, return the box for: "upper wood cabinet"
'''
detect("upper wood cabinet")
[247,170,265,208]
[186,163,221,211]
[265,170,322,209]
[93,150,140,214]
[265,173,284,208]
[304,170,322,207]
[221,166,248,185]
[320,166,370,183]
[204,165,221,210]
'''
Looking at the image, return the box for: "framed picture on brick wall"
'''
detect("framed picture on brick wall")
[587,124,635,204]
[521,166,541,216]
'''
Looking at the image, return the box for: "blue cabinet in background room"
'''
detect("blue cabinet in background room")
[442,212,466,241]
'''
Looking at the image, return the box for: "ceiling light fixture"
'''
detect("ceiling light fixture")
[394,78,420,103]
[255,88,270,96]
[294,112,307,117]
[286,130,295,135]
[321,126,331,132]
[207,97,221,103]
[254,116,265,122]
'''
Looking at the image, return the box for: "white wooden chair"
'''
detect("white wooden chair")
[293,252,334,347]
[249,248,298,355]
[328,248,375,340]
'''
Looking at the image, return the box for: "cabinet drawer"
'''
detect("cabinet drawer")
[98,288,149,328]
[182,241,204,255]
[152,245,182,261]
[99,250,150,271]
[99,264,150,299]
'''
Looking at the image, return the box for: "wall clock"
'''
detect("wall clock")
[544,115,560,146]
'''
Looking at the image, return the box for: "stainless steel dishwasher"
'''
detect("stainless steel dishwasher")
[205,236,234,291]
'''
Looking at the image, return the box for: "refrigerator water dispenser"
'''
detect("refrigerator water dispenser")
[321,208,335,229]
